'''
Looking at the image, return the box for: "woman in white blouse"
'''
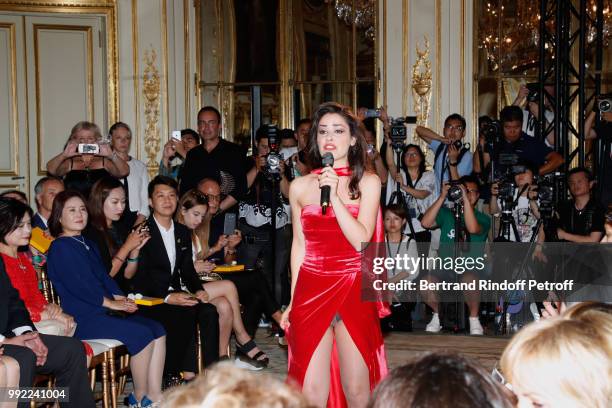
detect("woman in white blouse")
[385,141,436,255]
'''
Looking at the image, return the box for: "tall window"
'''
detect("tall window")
[197,0,377,149]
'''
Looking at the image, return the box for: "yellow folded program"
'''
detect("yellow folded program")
[30,227,53,254]
[213,264,245,273]
[134,297,164,306]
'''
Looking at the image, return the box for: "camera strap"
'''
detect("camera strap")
[435,144,469,187]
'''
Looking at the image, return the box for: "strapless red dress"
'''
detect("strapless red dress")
[287,199,389,408]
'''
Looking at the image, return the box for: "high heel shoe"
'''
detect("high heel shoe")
[235,339,268,370]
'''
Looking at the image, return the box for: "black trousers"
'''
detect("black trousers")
[223,269,282,337]
[2,334,95,408]
[138,302,219,373]
[237,222,292,305]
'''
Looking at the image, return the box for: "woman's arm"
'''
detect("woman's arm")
[400,184,431,200]
[328,172,381,252]
[100,145,130,177]
[47,142,79,176]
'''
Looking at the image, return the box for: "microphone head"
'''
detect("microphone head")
[322,152,334,167]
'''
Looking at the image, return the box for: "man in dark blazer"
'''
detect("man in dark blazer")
[0,259,94,408]
[132,176,220,377]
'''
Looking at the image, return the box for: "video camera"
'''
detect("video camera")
[389,116,418,149]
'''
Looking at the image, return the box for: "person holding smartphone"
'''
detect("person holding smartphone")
[46,121,129,198]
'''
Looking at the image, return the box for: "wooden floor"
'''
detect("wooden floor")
[258,329,510,380]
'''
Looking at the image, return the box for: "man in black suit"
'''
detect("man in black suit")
[132,176,220,378]
[0,260,94,408]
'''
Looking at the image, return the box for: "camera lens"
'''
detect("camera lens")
[599,99,611,113]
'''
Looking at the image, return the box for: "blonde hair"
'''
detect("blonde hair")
[501,317,611,408]
[69,121,103,141]
[175,189,210,258]
[161,363,313,408]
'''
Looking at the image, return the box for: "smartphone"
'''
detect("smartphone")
[223,213,237,236]
[171,130,182,142]
[78,143,99,154]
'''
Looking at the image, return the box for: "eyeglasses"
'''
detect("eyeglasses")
[444,125,465,132]
[203,193,221,202]
[405,152,419,158]
[467,189,479,194]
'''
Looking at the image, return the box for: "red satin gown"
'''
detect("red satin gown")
[287,169,389,408]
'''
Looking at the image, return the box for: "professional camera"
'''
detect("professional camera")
[263,125,282,179]
[482,120,502,144]
[364,109,381,119]
[447,180,464,203]
[533,172,562,218]
[597,94,612,113]
[526,82,540,103]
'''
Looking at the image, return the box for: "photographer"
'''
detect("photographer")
[238,126,292,303]
[513,84,555,147]
[420,175,491,335]
[415,114,473,189]
[585,103,612,207]
[484,106,563,177]
[159,128,200,181]
[556,167,605,243]
[489,164,545,249]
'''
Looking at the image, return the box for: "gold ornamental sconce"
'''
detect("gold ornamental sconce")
[143,47,161,179]
[411,36,432,145]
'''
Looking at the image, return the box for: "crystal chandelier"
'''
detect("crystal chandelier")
[479,0,611,74]
[327,0,376,40]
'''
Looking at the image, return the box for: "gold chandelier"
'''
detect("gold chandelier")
[479,0,611,74]
[327,0,376,39]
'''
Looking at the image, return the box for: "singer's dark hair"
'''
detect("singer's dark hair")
[307,102,371,199]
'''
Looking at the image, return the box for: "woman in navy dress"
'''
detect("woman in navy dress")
[47,190,166,408]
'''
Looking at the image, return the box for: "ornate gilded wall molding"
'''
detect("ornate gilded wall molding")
[411,36,432,146]
[143,47,161,179]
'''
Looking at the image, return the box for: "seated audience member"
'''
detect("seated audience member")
[420,176,490,335]
[381,204,419,332]
[46,190,166,407]
[176,189,269,369]
[368,352,512,408]
[133,176,221,376]
[0,190,28,205]
[85,177,151,292]
[1,255,95,407]
[197,178,285,342]
[32,176,65,230]
[500,316,611,408]
[414,113,473,189]
[161,363,313,408]
[110,122,150,225]
[0,349,19,408]
[159,128,200,181]
[197,178,240,263]
[46,121,129,198]
[556,167,605,242]
[0,199,75,336]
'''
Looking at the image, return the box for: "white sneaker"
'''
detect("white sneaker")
[469,317,484,335]
[425,313,442,333]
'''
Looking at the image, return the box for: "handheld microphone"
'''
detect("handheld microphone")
[320,152,334,215]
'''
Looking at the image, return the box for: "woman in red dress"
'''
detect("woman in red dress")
[281,102,388,408]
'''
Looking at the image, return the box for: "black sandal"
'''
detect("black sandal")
[236,339,269,369]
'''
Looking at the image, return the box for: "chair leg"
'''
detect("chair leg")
[102,355,110,408]
[197,324,203,374]
[108,348,117,408]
